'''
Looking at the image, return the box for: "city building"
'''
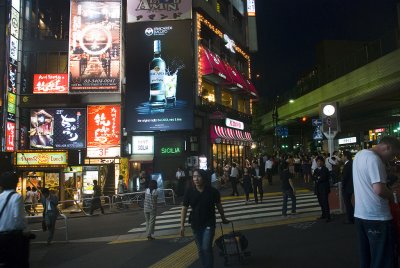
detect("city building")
[0,0,258,200]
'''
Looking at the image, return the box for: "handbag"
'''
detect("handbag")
[389,201,400,255]
[42,219,47,231]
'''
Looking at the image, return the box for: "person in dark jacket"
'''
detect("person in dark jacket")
[312,156,331,222]
[41,188,59,244]
[90,180,104,215]
[341,151,354,224]
[280,162,297,216]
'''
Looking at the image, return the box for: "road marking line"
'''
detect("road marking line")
[146,216,317,267]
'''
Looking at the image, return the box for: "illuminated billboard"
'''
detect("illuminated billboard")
[87,105,120,157]
[125,20,194,131]
[247,0,255,16]
[33,74,68,94]
[127,0,192,23]
[68,0,121,93]
[30,108,86,149]
[15,151,68,167]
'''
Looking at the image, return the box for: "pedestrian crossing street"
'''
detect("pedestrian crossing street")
[128,192,321,233]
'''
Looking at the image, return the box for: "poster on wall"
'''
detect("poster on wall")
[30,108,86,149]
[68,0,121,93]
[33,74,68,94]
[125,20,194,131]
[127,0,192,23]
[87,105,121,157]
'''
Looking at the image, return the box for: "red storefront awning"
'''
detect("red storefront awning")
[223,62,247,92]
[200,46,232,84]
[210,125,253,144]
[245,78,259,98]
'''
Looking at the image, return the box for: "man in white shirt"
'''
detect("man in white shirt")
[176,167,186,197]
[353,136,400,268]
[0,171,28,267]
[264,156,273,185]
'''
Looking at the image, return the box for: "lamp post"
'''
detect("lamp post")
[272,95,279,152]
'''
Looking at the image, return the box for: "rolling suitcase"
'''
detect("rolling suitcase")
[215,221,250,266]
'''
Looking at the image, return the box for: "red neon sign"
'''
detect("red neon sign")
[87,105,120,147]
[6,121,16,152]
[33,74,68,94]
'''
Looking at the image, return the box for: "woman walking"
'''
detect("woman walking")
[144,180,158,240]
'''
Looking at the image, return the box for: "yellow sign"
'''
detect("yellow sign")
[15,151,68,167]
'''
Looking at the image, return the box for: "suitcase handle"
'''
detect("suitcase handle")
[219,220,234,236]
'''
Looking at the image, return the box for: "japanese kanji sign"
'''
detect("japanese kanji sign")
[87,105,120,150]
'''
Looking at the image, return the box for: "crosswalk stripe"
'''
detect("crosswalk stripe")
[155,198,317,220]
[165,193,316,212]
[128,192,321,233]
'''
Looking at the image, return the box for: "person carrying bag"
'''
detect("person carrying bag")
[0,171,35,267]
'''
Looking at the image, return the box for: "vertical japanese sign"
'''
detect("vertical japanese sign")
[68,0,121,93]
[127,0,192,23]
[87,105,120,157]
[3,1,21,152]
[30,108,86,149]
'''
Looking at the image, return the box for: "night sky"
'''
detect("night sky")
[253,0,399,100]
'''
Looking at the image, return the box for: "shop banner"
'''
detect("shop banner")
[132,136,154,154]
[68,0,121,93]
[33,74,68,94]
[15,151,68,167]
[125,20,194,131]
[127,0,192,23]
[87,104,121,150]
[30,108,86,149]
[6,122,16,152]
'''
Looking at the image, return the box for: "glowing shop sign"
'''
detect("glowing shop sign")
[160,147,181,155]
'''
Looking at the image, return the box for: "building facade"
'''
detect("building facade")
[0,0,258,200]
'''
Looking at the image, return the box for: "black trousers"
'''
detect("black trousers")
[316,187,330,219]
[0,231,30,268]
[253,178,263,203]
[230,177,239,196]
[343,191,354,222]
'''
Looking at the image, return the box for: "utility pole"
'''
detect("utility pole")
[272,95,279,153]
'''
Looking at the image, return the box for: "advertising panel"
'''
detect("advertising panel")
[33,74,68,94]
[30,108,86,149]
[127,0,192,23]
[6,122,16,152]
[125,20,194,131]
[68,0,121,93]
[87,105,120,157]
[132,136,154,154]
[15,151,68,167]
[247,0,256,16]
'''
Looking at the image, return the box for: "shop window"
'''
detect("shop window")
[232,8,243,30]
[237,96,246,113]
[37,52,47,73]
[202,81,215,102]
[59,52,68,72]
[221,89,233,108]
[48,53,59,73]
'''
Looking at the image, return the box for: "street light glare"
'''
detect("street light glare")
[289,99,294,103]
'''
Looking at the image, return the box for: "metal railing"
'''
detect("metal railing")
[111,189,176,208]
[26,213,69,241]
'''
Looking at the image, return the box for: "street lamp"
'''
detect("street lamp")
[272,95,279,152]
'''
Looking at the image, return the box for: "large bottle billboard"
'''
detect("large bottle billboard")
[125,20,194,131]
[68,0,121,93]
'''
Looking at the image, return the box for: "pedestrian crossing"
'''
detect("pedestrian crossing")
[128,192,320,233]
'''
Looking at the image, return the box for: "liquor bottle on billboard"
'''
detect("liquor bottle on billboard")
[149,40,166,106]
